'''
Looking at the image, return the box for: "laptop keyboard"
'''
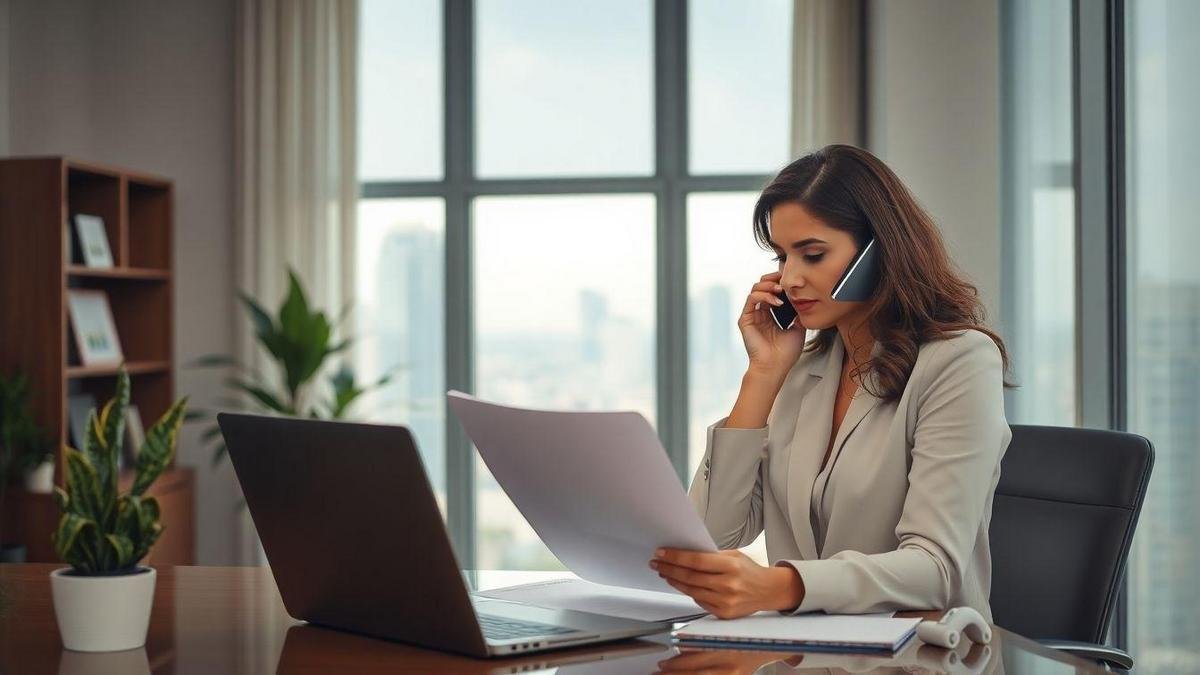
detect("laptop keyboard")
[479,614,581,641]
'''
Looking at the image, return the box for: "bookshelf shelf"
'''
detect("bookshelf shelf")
[66,360,172,379]
[67,265,171,282]
[0,156,194,565]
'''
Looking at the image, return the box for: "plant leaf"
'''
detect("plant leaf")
[199,424,223,444]
[53,512,98,573]
[239,292,276,343]
[131,398,187,496]
[130,496,162,563]
[62,448,102,519]
[105,533,135,570]
[52,486,69,512]
[209,440,228,467]
[225,378,290,415]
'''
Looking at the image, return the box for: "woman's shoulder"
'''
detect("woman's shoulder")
[914,328,1003,374]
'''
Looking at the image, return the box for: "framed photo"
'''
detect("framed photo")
[67,289,124,366]
[124,405,146,463]
[73,214,114,268]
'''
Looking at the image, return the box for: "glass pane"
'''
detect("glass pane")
[688,0,792,175]
[1126,1,1200,671]
[473,194,657,569]
[475,0,654,178]
[1001,0,1076,425]
[686,192,780,564]
[358,0,443,181]
[354,199,446,507]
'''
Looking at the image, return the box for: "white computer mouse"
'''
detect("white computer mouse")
[916,606,992,649]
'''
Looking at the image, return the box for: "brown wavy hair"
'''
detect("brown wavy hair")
[753,144,1011,402]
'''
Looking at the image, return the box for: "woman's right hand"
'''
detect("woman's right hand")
[738,271,807,379]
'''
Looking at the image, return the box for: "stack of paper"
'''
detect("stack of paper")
[477,577,706,623]
[673,612,921,654]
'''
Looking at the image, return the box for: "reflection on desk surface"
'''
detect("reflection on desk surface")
[548,633,1002,675]
[274,620,1098,675]
[0,565,1108,674]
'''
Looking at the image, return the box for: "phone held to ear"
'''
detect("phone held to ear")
[768,238,880,331]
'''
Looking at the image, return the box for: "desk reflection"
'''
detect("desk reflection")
[55,647,151,675]
[272,623,1003,675]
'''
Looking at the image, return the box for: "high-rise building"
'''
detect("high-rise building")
[1130,281,1200,672]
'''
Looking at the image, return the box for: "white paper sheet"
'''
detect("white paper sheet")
[478,577,706,623]
[447,390,717,593]
[675,612,919,650]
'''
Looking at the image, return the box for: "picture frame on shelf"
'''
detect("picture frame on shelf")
[67,289,123,366]
[73,214,114,268]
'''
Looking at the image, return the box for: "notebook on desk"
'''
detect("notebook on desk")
[673,612,921,654]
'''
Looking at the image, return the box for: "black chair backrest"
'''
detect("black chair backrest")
[989,424,1154,643]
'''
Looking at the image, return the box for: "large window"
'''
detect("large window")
[358,0,792,568]
[1126,1,1200,670]
[353,198,447,506]
[473,194,657,569]
[1001,0,1077,426]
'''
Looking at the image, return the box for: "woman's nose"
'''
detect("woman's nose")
[781,270,805,290]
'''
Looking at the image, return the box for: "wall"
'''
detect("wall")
[7,0,239,565]
[0,0,9,155]
[866,0,1002,323]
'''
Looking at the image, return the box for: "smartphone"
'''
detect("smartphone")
[768,238,880,331]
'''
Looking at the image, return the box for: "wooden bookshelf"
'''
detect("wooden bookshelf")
[0,157,195,565]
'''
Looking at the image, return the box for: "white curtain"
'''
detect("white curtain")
[790,0,864,154]
[235,0,358,358]
[233,0,358,569]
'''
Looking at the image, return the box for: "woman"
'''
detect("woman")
[650,144,1012,621]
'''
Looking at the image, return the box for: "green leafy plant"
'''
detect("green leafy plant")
[0,371,53,550]
[52,367,187,574]
[191,269,396,465]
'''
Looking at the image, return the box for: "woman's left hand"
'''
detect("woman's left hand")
[649,548,804,619]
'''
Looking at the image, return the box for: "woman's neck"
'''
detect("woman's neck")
[836,312,875,374]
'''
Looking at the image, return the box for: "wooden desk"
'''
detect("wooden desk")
[0,564,1104,673]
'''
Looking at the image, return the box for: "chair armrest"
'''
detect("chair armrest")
[1036,640,1133,670]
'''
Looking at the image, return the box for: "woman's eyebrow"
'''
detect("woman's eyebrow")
[769,237,827,250]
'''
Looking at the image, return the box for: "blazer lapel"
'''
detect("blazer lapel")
[781,334,842,561]
[810,340,883,548]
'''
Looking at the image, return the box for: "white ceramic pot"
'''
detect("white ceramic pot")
[50,567,157,652]
[24,459,55,493]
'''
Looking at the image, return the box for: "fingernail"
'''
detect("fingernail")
[771,297,784,305]
[655,549,665,557]
[649,560,658,569]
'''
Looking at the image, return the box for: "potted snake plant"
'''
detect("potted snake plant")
[50,366,187,652]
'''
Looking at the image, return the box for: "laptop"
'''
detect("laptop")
[217,412,668,658]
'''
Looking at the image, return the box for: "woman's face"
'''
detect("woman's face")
[767,202,868,331]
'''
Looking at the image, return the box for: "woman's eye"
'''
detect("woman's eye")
[773,252,824,264]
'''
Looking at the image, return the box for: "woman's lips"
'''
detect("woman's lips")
[793,299,818,313]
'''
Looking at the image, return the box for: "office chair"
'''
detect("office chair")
[989,424,1153,671]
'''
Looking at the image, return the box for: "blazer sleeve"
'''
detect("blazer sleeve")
[688,415,769,550]
[776,332,1010,614]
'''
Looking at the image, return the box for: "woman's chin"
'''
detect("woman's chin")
[796,315,831,331]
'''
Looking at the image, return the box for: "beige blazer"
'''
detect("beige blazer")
[689,328,1011,620]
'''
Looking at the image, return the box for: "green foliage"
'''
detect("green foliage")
[191,268,397,465]
[52,367,187,574]
[0,372,52,485]
[0,371,52,548]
